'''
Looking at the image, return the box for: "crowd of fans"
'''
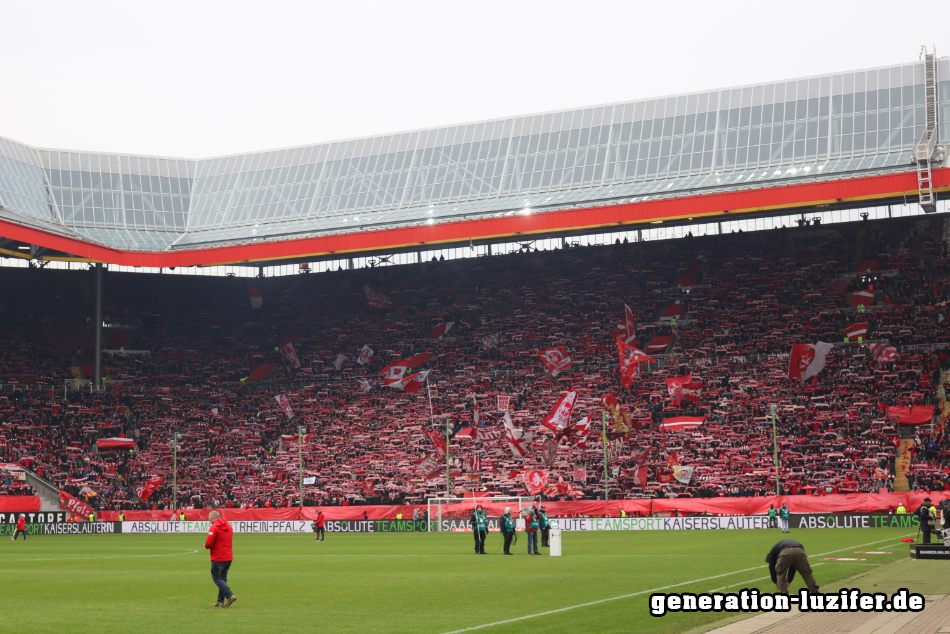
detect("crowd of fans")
[2,214,950,512]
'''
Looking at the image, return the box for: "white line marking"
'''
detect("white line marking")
[439,534,910,633]
[0,549,199,562]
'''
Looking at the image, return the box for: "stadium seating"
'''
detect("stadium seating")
[1,214,950,513]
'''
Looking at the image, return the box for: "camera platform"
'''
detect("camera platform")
[910,544,950,559]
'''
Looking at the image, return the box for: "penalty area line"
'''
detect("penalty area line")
[439,534,910,634]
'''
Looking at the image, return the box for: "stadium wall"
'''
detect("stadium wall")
[76,492,949,522]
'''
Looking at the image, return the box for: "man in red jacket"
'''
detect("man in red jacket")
[313,510,325,542]
[204,511,237,607]
[12,515,26,542]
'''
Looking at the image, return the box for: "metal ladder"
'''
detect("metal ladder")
[915,50,939,213]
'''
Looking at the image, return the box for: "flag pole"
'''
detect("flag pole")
[446,417,452,497]
[602,412,609,502]
[298,424,305,507]
[771,404,780,496]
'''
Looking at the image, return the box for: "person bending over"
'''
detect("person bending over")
[765,539,818,595]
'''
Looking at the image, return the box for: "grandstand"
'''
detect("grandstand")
[2,52,950,518]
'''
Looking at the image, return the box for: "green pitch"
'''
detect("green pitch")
[0,527,916,634]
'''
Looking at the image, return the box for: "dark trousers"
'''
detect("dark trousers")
[473,529,486,553]
[541,527,550,547]
[211,560,233,602]
[921,525,933,544]
[503,531,513,554]
[12,529,26,541]
[315,527,325,540]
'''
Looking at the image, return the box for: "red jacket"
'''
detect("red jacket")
[315,514,325,528]
[204,519,233,562]
[17,517,25,530]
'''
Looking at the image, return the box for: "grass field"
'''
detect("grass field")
[0,527,917,634]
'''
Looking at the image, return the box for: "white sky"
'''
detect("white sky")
[2,0,949,159]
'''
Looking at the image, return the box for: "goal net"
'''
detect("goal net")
[426,496,535,532]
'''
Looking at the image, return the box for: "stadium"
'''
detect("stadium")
[3,42,950,633]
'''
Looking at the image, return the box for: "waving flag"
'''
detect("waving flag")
[333,354,349,371]
[681,380,703,403]
[248,287,263,308]
[413,453,442,480]
[357,345,374,366]
[538,346,573,376]
[851,289,874,308]
[659,304,685,322]
[624,304,637,342]
[503,412,533,458]
[573,466,587,482]
[665,375,693,406]
[629,446,651,487]
[280,341,301,368]
[136,476,164,502]
[542,476,577,499]
[475,426,505,444]
[355,378,374,394]
[497,395,510,412]
[659,416,704,432]
[59,491,96,519]
[424,429,447,457]
[845,322,869,340]
[604,436,625,465]
[522,469,549,496]
[380,353,431,385]
[564,414,592,448]
[387,370,430,393]
[601,393,631,434]
[364,285,392,308]
[788,342,834,381]
[617,339,650,387]
[541,438,559,467]
[869,342,899,365]
[672,465,695,484]
[481,334,498,349]
[275,394,294,419]
[428,322,455,338]
[646,335,673,355]
[540,390,578,432]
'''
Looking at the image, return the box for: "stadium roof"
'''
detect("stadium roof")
[1,56,949,267]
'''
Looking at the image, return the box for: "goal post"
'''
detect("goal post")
[426,496,535,532]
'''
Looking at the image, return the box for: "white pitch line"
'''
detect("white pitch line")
[439,534,910,634]
[0,549,199,562]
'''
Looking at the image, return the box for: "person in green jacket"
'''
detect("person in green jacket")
[526,507,541,555]
[539,505,551,547]
[471,505,488,554]
[779,503,791,533]
[768,505,778,529]
[500,508,516,555]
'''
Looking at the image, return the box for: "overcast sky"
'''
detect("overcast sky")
[2,0,949,158]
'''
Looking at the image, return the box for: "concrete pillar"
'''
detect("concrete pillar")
[94,264,103,388]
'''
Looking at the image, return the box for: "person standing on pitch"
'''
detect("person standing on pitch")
[539,505,551,547]
[768,505,777,529]
[765,539,818,595]
[525,507,541,556]
[917,497,936,544]
[778,502,791,533]
[11,514,26,541]
[471,505,488,554]
[500,507,515,555]
[205,511,237,607]
[313,510,326,542]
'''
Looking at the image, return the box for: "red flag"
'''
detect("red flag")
[646,335,673,355]
[275,394,294,419]
[659,304,685,321]
[538,346,573,376]
[624,304,637,342]
[573,466,587,482]
[564,414,592,448]
[386,370,430,393]
[629,446,651,487]
[665,375,693,406]
[412,453,442,479]
[470,455,481,472]
[248,287,263,308]
[851,289,874,308]
[681,380,703,403]
[540,390,578,432]
[59,490,96,519]
[522,469,548,496]
[364,285,392,308]
[357,345,373,365]
[869,342,898,365]
[280,341,301,368]
[380,354,431,385]
[886,406,933,426]
[788,342,833,381]
[428,322,455,338]
[659,416,705,432]
[424,429,447,457]
[136,476,164,502]
[845,323,869,340]
[355,378,373,394]
[617,339,650,387]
